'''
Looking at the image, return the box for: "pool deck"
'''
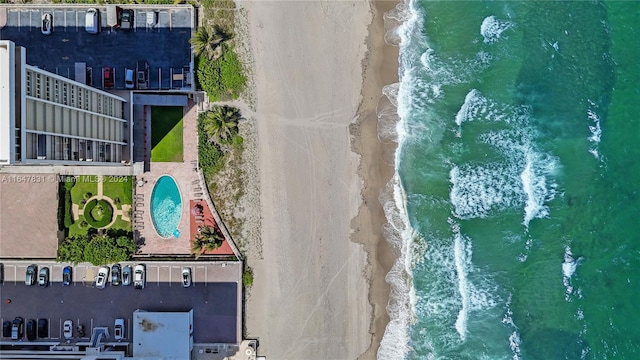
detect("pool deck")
[132,100,240,259]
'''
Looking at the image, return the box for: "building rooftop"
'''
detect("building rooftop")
[133,310,193,360]
[0,174,60,258]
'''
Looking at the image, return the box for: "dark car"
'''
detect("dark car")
[2,321,11,337]
[62,266,72,286]
[136,60,149,89]
[37,319,48,338]
[38,267,49,287]
[11,317,24,340]
[26,319,36,341]
[0,262,4,284]
[120,9,133,30]
[41,13,52,35]
[25,264,37,286]
[111,264,121,285]
[103,67,114,89]
[122,265,132,286]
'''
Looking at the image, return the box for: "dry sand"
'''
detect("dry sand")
[238,1,399,359]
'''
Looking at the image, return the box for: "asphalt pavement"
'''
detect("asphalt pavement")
[0,5,192,90]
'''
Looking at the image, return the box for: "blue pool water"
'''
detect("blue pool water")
[150,175,182,238]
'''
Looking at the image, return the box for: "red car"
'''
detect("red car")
[103,67,114,89]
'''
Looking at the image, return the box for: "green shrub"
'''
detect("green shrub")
[242,268,253,287]
[197,112,226,178]
[83,192,93,200]
[79,220,88,229]
[63,189,73,228]
[84,199,114,228]
[196,45,246,101]
[57,233,136,265]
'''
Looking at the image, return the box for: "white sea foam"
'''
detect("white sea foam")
[562,245,583,301]
[450,163,523,219]
[453,89,559,226]
[377,4,424,357]
[586,102,603,160]
[453,228,471,340]
[520,150,558,227]
[377,174,419,360]
[502,295,522,360]
[481,16,514,43]
[378,83,401,144]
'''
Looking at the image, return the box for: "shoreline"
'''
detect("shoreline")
[351,0,401,359]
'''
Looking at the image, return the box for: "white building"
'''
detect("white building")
[132,310,193,359]
[0,40,131,167]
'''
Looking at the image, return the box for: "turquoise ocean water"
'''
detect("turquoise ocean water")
[378,1,640,359]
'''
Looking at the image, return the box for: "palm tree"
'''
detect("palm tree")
[190,25,232,60]
[203,106,241,145]
[191,225,225,256]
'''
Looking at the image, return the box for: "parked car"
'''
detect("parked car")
[11,317,24,340]
[38,267,49,287]
[85,8,99,34]
[26,319,36,341]
[2,321,11,337]
[134,264,145,289]
[120,9,133,30]
[182,267,191,288]
[114,318,125,341]
[125,69,135,89]
[103,67,114,89]
[41,13,52,35]
[111,264,121,286]
[25,264,37,286]
[63,320,73,339]
[122,265,132,286]
[62,266,72,286]
[37,318,48,338]
[136,60,149,89]
[96,267,109,289]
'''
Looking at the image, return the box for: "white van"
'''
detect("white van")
[85,8,99,34]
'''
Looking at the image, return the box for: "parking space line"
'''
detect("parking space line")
[156,265,160,286]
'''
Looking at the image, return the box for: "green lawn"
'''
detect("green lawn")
[151,106,184,162]
[66,176,133,236]
[102,176,133,206]
[70,178,98,205]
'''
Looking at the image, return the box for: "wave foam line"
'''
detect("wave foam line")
[377,1,424,359]
[587,100,603,160]
[452,225,471,341]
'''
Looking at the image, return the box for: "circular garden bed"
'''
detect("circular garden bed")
[83,199,114,228]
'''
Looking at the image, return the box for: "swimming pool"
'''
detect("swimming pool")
[150,175,182,238]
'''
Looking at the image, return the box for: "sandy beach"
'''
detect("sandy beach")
[239,1,398,359]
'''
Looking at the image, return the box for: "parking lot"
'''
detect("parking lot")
[0,261,241,344]
[0,5,193,90]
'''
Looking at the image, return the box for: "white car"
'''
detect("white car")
[96,267,109,289]
[63,320,73,339]
[114,319,125,341]
[133,264,145,289]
